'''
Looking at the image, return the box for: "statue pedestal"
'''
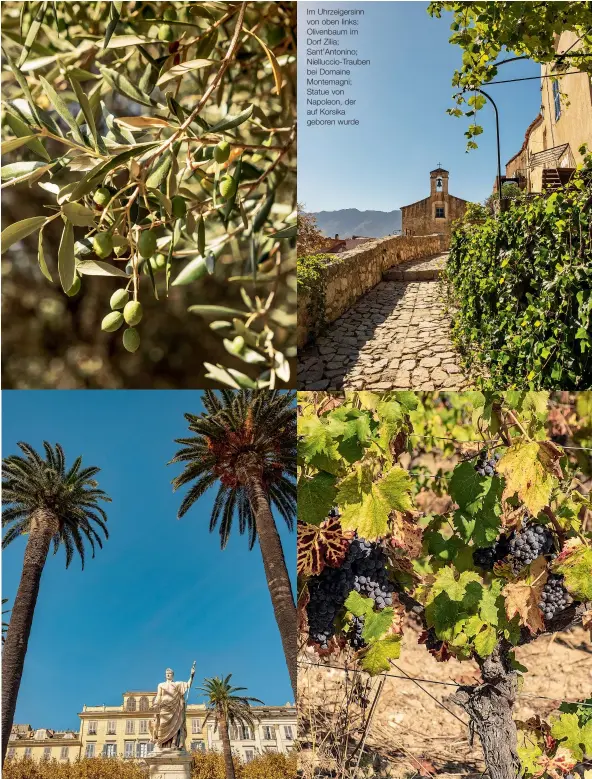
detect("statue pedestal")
[145,749,192,779]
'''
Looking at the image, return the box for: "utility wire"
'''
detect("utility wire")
[298,659,592,707]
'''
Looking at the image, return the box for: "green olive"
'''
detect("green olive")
[93,232,113,259]
[171,196,187,219]
[123,300,143,326]
[163,8,177,21]
[151,253,167,270]
[101,311,124,332]
[123,327,140,353]
[138,230,157,259]
[110,289,129,310]
[213,141,231,164]
[93,187,112,208]
[219,175,237,200]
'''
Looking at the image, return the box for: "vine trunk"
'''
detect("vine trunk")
[452,641,520,779]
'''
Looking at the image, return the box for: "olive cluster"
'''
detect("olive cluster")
[88,136,233,353]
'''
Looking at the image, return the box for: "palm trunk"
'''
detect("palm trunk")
[2,510,57,766]
[218,715,236,779]
[244,472,297,700]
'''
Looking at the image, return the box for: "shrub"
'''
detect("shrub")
[297,253,338,338]
[446,158,592,389]
[4,753,297,779]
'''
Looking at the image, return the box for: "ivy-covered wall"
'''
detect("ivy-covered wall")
[298,234,448,347]
[446,161,592,389]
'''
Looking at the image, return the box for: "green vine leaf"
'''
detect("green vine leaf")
[298,473,337,527]
[337,465,413,540]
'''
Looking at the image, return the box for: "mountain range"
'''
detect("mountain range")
[312,208,402,239]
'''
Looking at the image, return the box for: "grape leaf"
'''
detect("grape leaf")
[337,466,413,540]
[550,712,592,761]
[449,461,490,512]
[551,541,592,601]
[345,591,373,618]
[497,442,558,516]
[473,624,497,657]
[298,416,340,464]
[297,518,350,577]
[298,472,337,526]
[502,558,548,635]
[360,636,401,674]
[362,608,395,642]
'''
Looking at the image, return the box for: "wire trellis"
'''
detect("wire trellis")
[298,659,592,707]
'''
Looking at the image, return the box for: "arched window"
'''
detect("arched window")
[139,697,149,711]
[126,697,136,712]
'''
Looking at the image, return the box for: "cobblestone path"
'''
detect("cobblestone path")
[298,254,471,391]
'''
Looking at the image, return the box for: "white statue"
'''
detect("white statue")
[150,663,196,751]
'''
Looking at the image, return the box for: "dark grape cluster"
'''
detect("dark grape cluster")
[475,450,501,477]
[347,615,366,649]
[306,524,398,649]
[345,537,397,609]
[472,533,510,571]
[539,574,573,621]
[508,523,555,568]
[551,433,568,447]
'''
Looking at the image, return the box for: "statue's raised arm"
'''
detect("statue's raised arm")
[187,661,196,692]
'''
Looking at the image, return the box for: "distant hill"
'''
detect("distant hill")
[312,209,402,239]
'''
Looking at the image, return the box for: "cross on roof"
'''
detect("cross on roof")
[437,162,442,168]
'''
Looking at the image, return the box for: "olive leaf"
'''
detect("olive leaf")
[1,135,38,154]
[103,1,124,50]
[37,225,53,282]
[17,1,48,67]
[76,260,129,278]
[1,215,48,255]
[209,105,254,134]
[156,59,214,87]
[171,257,208,286]
[38,76,85,146]
[61,202,96,227]
[58,219,76,292]
[69,75,104,154]
[99,66,159,108]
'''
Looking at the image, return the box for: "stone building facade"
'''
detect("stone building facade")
[7,694,296,764]
[401,168,467,238]
[504,31,592,192]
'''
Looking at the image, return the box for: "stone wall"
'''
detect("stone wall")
[298,233,448,348]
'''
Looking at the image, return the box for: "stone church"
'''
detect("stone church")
[401,168,467,237]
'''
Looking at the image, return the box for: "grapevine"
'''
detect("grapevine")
[297,391,592,779]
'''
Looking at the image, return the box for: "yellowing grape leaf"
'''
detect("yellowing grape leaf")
[337,465,413,540]
[552,540,592,601]
[502,558,548,635]
[362,608,395,642]
[360,636,401,674]
[534,748,577,779]
[497,442,558,516]
[550,713,592,761]
[473,624,497,657]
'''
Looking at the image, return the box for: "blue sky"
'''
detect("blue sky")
[298,1,541,212]
[2,391,295,731]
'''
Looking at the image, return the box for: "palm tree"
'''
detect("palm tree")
[170,390,297,697]
[2,599,10,643]
[199,675,263,779]
[1,442,110,764]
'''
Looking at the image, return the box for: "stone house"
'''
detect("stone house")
[400,168,467,237]
[503,31,592,193]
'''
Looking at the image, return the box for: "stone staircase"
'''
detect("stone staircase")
[383,252,448,282]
